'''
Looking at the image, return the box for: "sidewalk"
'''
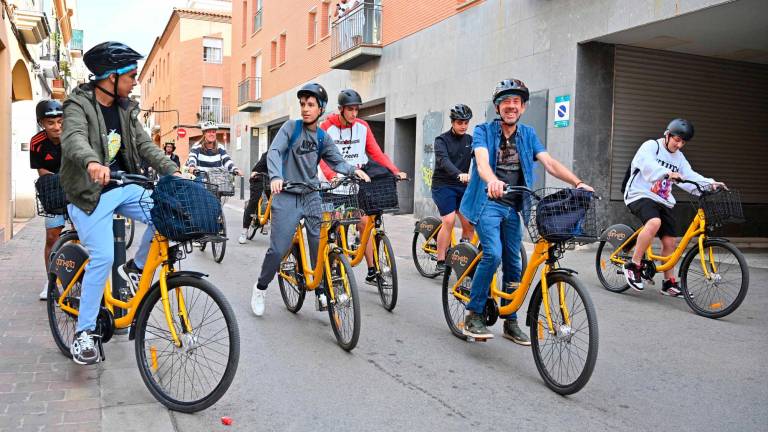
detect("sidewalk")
[0,217,175,432]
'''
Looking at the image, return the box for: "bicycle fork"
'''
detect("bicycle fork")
[697,235,718,280]
[158,266,192,349]
[538,266,572,340]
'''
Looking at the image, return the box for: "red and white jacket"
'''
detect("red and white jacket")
[319,113,399,180]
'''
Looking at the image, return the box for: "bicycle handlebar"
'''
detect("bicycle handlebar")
[109,171,151,186]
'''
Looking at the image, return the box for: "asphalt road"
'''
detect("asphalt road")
[135,206,767,432]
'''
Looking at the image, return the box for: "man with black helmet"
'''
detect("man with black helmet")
[30,99,64,300]
[459,78,593,342]
[250,82,370,317]
[60,41,181,365]
[431,104,475,273]
[623,119,724,294]
[319,89,406,284]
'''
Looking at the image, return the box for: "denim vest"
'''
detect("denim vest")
[459,121,545,225]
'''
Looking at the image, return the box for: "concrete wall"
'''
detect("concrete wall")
[0,15,12,241]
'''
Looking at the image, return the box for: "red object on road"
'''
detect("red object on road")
[177,128,187,138]
[221,417,233,426]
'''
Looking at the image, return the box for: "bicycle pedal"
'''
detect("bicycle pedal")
[466,336,489,343]
[645,278,656,286]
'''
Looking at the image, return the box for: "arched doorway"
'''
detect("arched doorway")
[11,60,33,101]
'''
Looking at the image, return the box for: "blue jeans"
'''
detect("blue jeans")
[67,185,154,333]
[467,201,523,320]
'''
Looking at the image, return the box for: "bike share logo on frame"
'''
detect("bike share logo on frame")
[55,253,76,273]
[607,229,626,241]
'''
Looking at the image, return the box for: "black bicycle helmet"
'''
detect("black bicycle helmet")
[83,41,144,80]
[297,82,329,110]
[449,104,473,121]
[36,100,63,122]
[492,78,530,104]
[666,118,694,141]
[338,89,363,107]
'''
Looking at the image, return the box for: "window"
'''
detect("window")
[279,33,286,64]
[201,87,223,123]
[270,40,277,69]
[252,0,263,33]
[241,0,248,42]
[308,9,318,46]
[320,1,330,38]
[203,37,223,63]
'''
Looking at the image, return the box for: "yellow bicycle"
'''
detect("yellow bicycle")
[47,173,240,412]
[442,186,599,395]
[246,173,272,239]
[277,180,362,351]
[596,180,748,318]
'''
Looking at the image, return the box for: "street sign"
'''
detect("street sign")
[554,95,570,128]
[177,128,187,138]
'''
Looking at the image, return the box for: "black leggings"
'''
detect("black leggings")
[242,184,270,228]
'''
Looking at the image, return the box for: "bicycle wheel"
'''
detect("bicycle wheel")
[278,245,306,313]
[211,213,227,263]
[529,272,598,395]
[595,241,630,293]
[48,230,79,264]
[125,218,136,249]
[326,252,360,351]
[46,272,81,358]
[375,234,398,311]
[134,275,240,413]
[680,239,749,319]
[441,266,470,341]
[411,231,440,278]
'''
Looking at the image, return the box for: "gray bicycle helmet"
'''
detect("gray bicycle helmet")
[666,118,694,141]
[449,104,473,121]
[297,82,329,110]
[338,89,363,107]
[492,79,530,105]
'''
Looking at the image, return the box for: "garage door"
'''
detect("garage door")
[610,45,768,203]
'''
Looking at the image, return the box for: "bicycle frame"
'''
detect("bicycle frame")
[278,217,351,303]
[420,222,480,255]
[608,208,714,277]
[337,215,381,267]
[255,193,273,226]
[55,234,190,347]
[450,240,564,334]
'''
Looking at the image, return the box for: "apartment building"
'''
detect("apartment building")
[139,7,232,163]
[230,0,768,236]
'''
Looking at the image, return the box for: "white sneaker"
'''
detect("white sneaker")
[39,282,48,301]
[251,284,266,316]
[238,233,247,244]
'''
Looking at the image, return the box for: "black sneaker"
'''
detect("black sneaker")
[661,279,687,298]
[502,319,531,346]
[462,312,493,339]
[365,268,378,286]
[71,330,100,365]
[623,262,644,291]
[435,261,446,273]
[118,259,142,295]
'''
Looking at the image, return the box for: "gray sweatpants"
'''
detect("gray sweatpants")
[256,191,322,289]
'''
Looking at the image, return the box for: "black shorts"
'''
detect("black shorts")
[628,199,676,238]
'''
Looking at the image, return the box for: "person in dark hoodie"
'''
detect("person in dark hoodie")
[250,83,370,317]
[60,41,181,365]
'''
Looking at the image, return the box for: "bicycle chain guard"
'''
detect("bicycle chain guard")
[484,299,499,327]
[95,307,115,344]
[641,259,657,280]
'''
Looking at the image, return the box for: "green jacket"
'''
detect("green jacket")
[60,83,177,213]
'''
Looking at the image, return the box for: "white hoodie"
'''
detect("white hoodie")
[624,138,713,208]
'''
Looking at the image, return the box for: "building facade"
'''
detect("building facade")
[230,0,767,236]
[139,7,233,164]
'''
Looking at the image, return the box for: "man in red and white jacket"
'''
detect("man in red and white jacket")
[320,89,407,285]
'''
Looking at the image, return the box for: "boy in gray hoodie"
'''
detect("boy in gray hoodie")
[251,83,369,316]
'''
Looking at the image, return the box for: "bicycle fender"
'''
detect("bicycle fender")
[524,269,578,327]
[49,243,89,289]
[415,216,441,238]
[599,224,635,249]
[128,271,209,340]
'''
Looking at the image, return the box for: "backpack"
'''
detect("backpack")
[284,119,325,168]
[621,140,660,195]
[150,176,222,242]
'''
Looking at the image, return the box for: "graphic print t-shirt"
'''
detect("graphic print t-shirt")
[496,129,524,186]
[99,103,126,172]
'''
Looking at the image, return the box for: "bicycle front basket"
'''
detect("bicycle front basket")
[357,176,399,214]
[149,176,222,242]
[529,188,597,243]
[35,174,68,217]
[699,189,744,227]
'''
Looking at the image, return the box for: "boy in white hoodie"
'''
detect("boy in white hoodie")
[623,118,724,295]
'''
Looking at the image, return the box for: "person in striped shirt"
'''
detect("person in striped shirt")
[186,121,243,176]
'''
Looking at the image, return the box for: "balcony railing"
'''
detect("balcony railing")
[330,3,381,60]
[237,77,262,111]
[198,105,230,125]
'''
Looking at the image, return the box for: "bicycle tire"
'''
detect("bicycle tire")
[326,252,361,351]
[47,231,81,357]
[441,266,470,341]
[134,275,240,413]
[278,245,306,313]
[212,213,227,263]
[375,234,398,311]
[680,239,749,319]
[595,241,630,293]
[125,218,136,249]
[411,231,441,278]
[529,272,598,395]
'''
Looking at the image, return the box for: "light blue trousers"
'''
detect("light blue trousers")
[67,185,154,333]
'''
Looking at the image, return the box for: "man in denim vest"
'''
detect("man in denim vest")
[458,79,594,342]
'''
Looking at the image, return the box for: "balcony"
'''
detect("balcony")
[237,77,262,112]
[13,9,50,44]
[330,3,382,70]
[198,105,230,126]
[70,29,83,57]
